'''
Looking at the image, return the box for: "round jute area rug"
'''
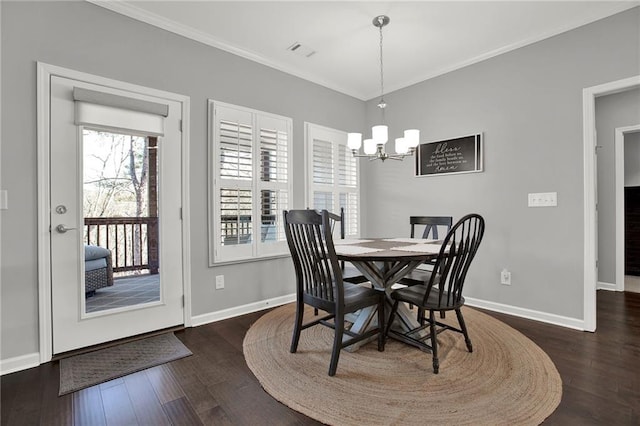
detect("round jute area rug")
[243,304,562,426]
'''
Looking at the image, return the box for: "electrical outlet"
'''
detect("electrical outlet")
[215,275,225,290]
[500,269,511,285]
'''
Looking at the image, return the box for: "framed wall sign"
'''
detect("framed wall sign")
[415,133,483,177]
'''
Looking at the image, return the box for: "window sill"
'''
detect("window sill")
[209,253,290,267]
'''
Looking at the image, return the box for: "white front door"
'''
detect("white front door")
[50,75,185,354]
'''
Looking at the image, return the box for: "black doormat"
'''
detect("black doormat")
[59,333,191,395]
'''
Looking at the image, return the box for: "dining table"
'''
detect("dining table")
[333,237,444,351]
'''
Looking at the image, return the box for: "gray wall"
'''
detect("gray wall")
[625,132,640,186]
[595,89,640,284]
[0,1,364,360]
[1,1,639,363]
[361,8,639,319]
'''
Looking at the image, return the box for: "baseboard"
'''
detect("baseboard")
[597,281,618,291]
[191,292,586,332]
[1,352,40,376]
[191,293,296,327]
[465,296,585,331]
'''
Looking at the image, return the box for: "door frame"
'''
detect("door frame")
[36,62,192,363]
[615,125,640,291]
[582,75,640,332]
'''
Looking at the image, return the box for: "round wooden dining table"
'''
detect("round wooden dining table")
[334,238,444,351]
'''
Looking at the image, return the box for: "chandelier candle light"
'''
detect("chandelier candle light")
[348,15,420,161]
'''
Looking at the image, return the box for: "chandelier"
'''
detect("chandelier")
[347,15,420,162]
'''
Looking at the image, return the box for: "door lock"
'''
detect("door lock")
[56,224,78,233]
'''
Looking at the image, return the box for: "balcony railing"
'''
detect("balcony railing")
[221,214,277,245]
[84,217,159,275]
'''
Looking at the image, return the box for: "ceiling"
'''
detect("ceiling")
[92,1,638,100]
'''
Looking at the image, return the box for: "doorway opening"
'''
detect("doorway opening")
[615,126,640,293]
[583,75,640,332]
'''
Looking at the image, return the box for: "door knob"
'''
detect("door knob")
[56,224,78,233]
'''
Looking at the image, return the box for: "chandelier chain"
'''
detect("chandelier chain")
[378,18,385,108]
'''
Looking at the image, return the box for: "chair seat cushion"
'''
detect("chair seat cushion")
[85,244,110,261]
[85,258,108,272]
[344,282,383,311]
[305,282,381,313]
[391,284,464,310]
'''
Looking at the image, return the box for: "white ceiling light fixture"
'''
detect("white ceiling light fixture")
[348,15,420,162]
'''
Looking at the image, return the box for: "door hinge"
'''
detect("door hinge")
[179,120,183,132]
[179,207,183,220]
[182,295,185,307]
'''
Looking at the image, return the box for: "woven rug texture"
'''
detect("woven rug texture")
[244,304,562,426]
[59,332,191,395]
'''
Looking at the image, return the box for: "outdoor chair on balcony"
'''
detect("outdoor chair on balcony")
[84,245,114,296]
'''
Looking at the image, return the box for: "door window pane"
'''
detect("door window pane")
[82,129,160,313]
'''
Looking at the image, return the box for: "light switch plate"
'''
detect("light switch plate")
[528,192,557,207]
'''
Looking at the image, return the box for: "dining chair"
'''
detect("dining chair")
[284,209,385,376]
[384,213,485,374]
[410,215,453,239]
[398,215,453,287]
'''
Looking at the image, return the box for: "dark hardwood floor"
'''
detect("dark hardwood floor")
[2,290,638,425]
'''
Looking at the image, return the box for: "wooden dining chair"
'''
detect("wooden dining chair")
[410,215,453,239]
[384,213,485,374]
[284,209,385,376]
[398,215,453,287]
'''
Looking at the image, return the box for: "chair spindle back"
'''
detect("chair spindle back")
[284,209,343,305]
[425,214,485,308]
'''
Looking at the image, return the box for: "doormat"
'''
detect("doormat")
[59,333,191,395]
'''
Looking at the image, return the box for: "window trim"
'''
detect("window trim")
[304,122,361,238]
[208,100,293,265]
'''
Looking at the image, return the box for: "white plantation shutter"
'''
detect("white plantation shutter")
[313,139,333,185]
[260,127,288,183]
[220,120,253,180]
[220,188,253,245]
[338,142,359,238]
[257,115,290,255]
[313,191,334,212]
[210,101,292,263]
[340,192,359,237]
[306,123,360,238]
[338,143,357,187]
[260,189,288,243]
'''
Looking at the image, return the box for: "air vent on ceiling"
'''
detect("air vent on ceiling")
[287,42,316,58]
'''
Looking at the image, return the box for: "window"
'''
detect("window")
[209,101,292,263]
[306,123,360,238]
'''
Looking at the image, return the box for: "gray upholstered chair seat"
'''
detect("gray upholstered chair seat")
[84,245,114,294]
